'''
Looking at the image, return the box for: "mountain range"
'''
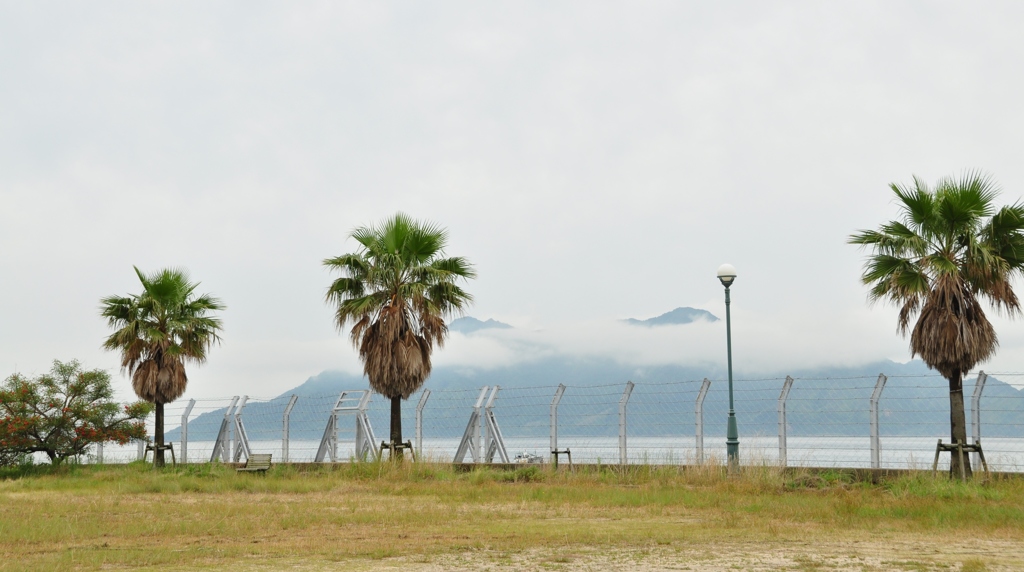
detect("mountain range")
[167,354,1024,447]
[622,307,719,326]
[164,309,1024,450]
[448,316,513,334]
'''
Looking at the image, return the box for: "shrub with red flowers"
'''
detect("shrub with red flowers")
[0,360,152,465]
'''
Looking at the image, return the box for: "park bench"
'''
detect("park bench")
[236,453,272,474]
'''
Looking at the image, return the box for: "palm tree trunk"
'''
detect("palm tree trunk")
[390,395,403,461]
[948,369,972,479]
[154,402,165,468]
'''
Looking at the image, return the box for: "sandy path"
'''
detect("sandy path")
[255,537,1022,571]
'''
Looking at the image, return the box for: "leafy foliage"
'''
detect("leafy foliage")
[0,360,151,465]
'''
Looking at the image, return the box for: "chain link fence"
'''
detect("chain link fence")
[90,371,1024,472]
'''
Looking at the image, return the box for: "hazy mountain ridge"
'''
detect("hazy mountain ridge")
[448,317,513,334]
[167,357,1024,446]
[164,306,1023,446]
[623,307,719,326]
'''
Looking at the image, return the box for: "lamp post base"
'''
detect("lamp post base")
[726,413,739,474]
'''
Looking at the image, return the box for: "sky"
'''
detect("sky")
[3,2,1024,400]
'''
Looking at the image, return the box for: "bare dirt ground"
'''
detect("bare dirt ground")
[227,538,1021,572]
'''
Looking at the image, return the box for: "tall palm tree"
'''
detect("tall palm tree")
[324,213,475,458]
[849,172,1024,478]
[100,267,224,467]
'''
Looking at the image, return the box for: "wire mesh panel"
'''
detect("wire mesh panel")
[978,373,1024,472]
[483,385,558,459]
[877,374,955,470]
[66,370,1024,471]
[624,379,704,464]
[287,393,353,461]
[406,386,485,461]
[234,395,296,460]
[785,376,877,468]
[698,378,787,465]
[556,383,626,463]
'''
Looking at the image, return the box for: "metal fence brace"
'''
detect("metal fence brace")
[695,378,710,463]
[415,389,431,458]
[453,386,489,463]
[778,376,794,467]
[180,399,195,464]
[210,396,239,463]
[971,372,988,471]
[282,394,298,463]
[315,392,344,462]
[619,381,635,465]
[314,390,377,462]
[232,396,253,463]
[483,386,510,463]
[550,384,566,462]
[353,391,377,461]
[869,374,887,469]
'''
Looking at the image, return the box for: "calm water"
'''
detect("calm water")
[89,435,1024,472]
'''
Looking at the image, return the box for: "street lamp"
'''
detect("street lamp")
[717,263,739,472]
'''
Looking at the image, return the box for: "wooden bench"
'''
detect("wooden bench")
[237,453,272,473]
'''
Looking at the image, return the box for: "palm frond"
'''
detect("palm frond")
[891,178,936,232]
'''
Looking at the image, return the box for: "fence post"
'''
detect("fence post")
[971,371,988,471]
[416,389,430,458]
[618,381,635,465]
[550,384,566,461]
[778,376,794,467]
[282,394,298,463]
[96,443,103,464]
[137,439,145,461]
[695,378,710,463]
[180,399,195,464]
[869,373,887,469]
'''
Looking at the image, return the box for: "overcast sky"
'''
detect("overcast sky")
[3,2,1024,400]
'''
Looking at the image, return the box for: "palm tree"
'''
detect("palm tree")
[849,172,1024,478]
[324,213,475,458]
[100,267,224,467]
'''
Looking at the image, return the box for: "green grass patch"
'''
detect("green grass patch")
[1,462,1022,570]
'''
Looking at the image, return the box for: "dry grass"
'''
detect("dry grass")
[0,461,1022,571]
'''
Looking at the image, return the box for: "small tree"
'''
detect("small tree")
[0,360,151,465]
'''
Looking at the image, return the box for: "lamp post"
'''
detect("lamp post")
[717,263,739,473]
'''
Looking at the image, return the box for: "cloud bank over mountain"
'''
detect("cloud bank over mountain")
[429,306,907,378]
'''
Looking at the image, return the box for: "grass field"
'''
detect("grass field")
[1,461,1021,571]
